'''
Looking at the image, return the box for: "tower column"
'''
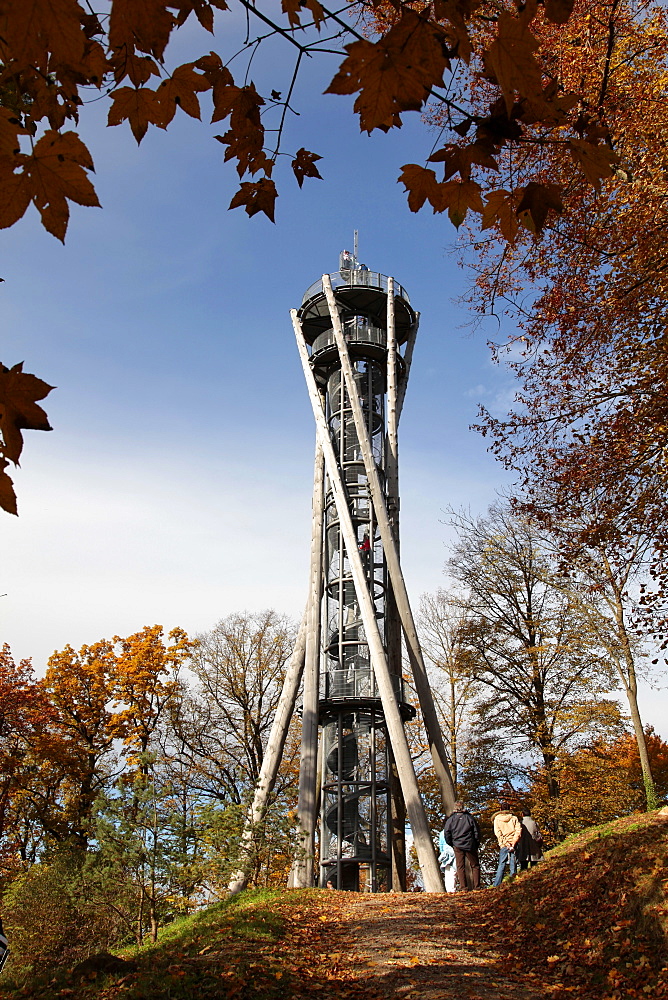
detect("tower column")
[322,277,455,817]
[293,307,444,893]
[293,438,325,887]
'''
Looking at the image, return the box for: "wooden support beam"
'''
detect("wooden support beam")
[386,276,399,523]
[396,316,419,424]
[292,438,325,888]
[292,307,444,894]
[228,611,307,896]
[323,277,456,818]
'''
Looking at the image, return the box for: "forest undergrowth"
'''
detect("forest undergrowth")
[1,811,666,1000]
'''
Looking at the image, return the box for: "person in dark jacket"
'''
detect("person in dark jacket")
[443,800,481,890]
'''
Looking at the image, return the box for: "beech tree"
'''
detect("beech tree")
[464,0,668,595]
[528,726,668,834]
[167,609,299,804]
[446,503,619,800]
[417,589,480,786]
[541,510,660,808]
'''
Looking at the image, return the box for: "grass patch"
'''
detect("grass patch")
[0,889,328,1000]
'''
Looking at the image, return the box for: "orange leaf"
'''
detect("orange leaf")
[485,7,545,115]
[398,163,441,212]
[432,178,484,226]
[429,141,499,181]
[0,362,54,465]
[481,188,519,243]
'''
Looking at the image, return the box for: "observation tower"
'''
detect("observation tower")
[229,248,455,895]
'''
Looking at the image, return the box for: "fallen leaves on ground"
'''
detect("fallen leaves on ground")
[1,812,665,1000]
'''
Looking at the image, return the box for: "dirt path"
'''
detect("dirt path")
[314,893,542,1000]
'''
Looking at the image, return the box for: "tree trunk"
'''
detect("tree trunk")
[608,569,657,810]
[136,886,145,945]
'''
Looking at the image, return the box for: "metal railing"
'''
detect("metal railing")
[302,271,410,305]
[311,324,387,356]
[321,667,407,703]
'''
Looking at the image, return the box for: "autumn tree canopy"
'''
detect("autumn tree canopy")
[0,0,631,243]
[463,0,668,602]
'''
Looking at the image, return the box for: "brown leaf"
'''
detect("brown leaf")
[195,52,238,122]
[429,141,499,181]
[228,178,277,221]
[432,178,484,226]
[20,130,100,241]
[108,0,175,61]
[108,86,168,142]
[516,180,563,233]
[0,157,32,230]
[568,139,618,190]
[0,362,54,465]
[214,84,267,177]
[0,109,29,157]
[282,0,305,29]
[173,0,227,32]
[545,0,575,25]
[292,148,322,187]
[485,7,546,115]
[398,163,441,212]
[481,187,519,243]
[109,51,161,88]
[0,0,87,73]
[433,0,473,62]
[157,62,211,124]
[0,458,17,516]
[326,11,449,133]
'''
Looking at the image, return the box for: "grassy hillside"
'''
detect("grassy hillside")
[0,811,665,1000]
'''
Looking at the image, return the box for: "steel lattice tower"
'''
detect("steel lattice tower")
[229,251,455,895]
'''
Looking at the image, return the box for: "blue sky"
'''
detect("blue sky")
[1,7,665,739]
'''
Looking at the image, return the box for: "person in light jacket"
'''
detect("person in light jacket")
[492,808,522,886]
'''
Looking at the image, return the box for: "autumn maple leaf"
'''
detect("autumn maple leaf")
[0,457,17,516]
[228,177,277,221]
[516,181,563,233]
[108,86,168,142]
[0,0,87,74]
[326,10,450,133]
[0,362,54,466]
[291,148,323,188]
[485,7,547,115]
[9,131,100,242]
